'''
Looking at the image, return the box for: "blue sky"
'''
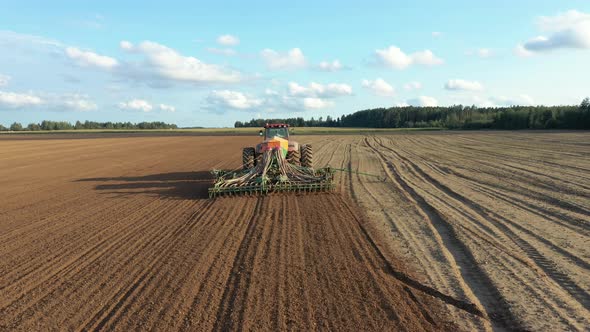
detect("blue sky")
[1,0,589,127]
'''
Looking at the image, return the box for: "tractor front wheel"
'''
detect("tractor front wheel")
[242,147,255,170]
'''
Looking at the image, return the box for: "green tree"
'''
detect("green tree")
[27,123,41,131]
[10,122,23,131]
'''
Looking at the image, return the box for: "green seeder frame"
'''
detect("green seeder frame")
[208,181,335,198]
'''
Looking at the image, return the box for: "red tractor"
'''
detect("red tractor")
[242,123,313,170]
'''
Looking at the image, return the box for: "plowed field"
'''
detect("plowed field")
[1,131,588,331]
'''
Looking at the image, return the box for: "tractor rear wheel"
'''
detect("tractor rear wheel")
[301,144,313,168]
[242,147,255,170]
[286,149,300,165]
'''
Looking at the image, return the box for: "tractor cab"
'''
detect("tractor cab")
[260,123,289,140]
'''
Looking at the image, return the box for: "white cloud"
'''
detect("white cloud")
[206,90,263,110]
[279,81,351,111]
[205,81,349,113]
[407,96,438,107]
[65,47,118,69]
[432,31,442,38]
[467,48,494,58]
[60,94,97,111]
[287,82,352,98]
[538,10,590,31]
[206,47,237,56]
[217,34,239,46]
[452,95,535,107]
[0,30,62,49]
[120,40,241,84]
[261,48,307,70]
[159,104,175,112]
[0,90,43,108]
[404,81,422,90]
[361,78,395,97]
[317,59,344,72]
[490,94,535,106]
[0,90,98,111]
[273,96,332,111]
[374,46,443,69]
[120,40,133,50]
[444,79,483,91]
[518,10,590,55]
[514,44,534,57]
[118,99,153,112]
[264,88,279,96]
[0,74,10,87]
[412,50,444,65]
[303,97,333,109]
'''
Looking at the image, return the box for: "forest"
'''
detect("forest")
[235,99,590,130]
[0,120,178,131]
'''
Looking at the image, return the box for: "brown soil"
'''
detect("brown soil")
[2,132,588,331]
[309,132,589,331]
[0,135,463,331]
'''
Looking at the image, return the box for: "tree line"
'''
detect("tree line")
[0,120,178,131]
[235,98,590,130]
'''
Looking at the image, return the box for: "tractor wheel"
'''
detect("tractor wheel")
[242,147,255,170]
[286,149,300,165]
[301,144,313,168]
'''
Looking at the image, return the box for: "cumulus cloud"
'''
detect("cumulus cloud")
[120,40,242,84]
[302,97,333,109]
[404,81,422,90]
[118,99,153,112]
[287,82,352,98]
[204,81,351,113]
[316,59,344,72]
[432,31,442,38]
[283,82,351,110]
[361,78,395,97]
[467,48,493,58]
[206,90,263,110]
[538,10,590,31]
[517,10,590,55]
[0,90,97,111]
[65,47,118,69]
[268,96,334,111]
[444,79,483,91]
[159,104,175,112]
[120,40,133,50]
[261,48,307,70]
[490,94,535,106]
[60,94,97,111]
[0,30,63,50]
[514,44,534,57]
[0,90,43,108]
[374,46,443,69]
[0,74,10,87]
[217,34,239,46]
[407,96,438,107]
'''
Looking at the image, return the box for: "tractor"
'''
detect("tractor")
[241,123,313,170]
[208,123,333,198]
